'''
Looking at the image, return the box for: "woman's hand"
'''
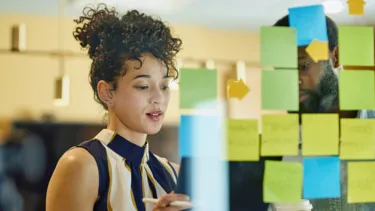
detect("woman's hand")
[153,191,191,211]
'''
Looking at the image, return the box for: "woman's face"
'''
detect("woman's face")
[103,54,172,135]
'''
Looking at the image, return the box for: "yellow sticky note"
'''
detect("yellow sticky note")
[305,39,329,63]
[302,114,339,155]
[226,119,259,161]
[263,161,303,203]
[261,114,299,156]
[227,79,250,100]
[348,162,375,203]
[347,0,366,16]
[340,119,375,160]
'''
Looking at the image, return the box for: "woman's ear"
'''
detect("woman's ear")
[330,45,339,68]
[97,80,113,107]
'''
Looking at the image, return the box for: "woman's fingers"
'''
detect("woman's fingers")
[153,193,190,211]
[156,193,190,207]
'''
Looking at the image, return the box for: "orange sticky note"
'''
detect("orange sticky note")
[261,114,299,156]
[305,39,329,63]
[347,0,366,16]
[302,114,339,156]
[340,119,375,160]
[226,119,259,161]
[227,79,250,100]
[348,162,375,203]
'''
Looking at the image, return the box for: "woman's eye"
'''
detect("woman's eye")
[161,85,170,90]
[135,85,148,90]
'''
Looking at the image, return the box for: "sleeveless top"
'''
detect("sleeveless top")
[76,129,178,211]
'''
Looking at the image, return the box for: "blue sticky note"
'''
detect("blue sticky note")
[303,156,341,199]
[288,5,328,46]
[179,115,194,157]
[179,115,222,157]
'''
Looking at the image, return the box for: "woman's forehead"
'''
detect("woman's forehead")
[125,55,167,75]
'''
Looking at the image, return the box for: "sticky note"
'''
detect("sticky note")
[179,115,222,157]
[302,114,339,155]
[288,5,328,46]
[263,161,303,203]
[179,68,217,109]
[260,27,297,68]
[261,69,299,111]
[305,39,329,63]
[339,26,374,66]
[348,161,375,203]
[340,119,375,160]
[227,79,250,100]
[303,156,341,199]
[261,114,299,156]
[226,119,259,161]
[347,0,366,16]
[339,70,375,110]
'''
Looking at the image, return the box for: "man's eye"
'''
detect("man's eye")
[298,62,311,71]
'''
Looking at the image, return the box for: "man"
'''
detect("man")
[273,15,375,210]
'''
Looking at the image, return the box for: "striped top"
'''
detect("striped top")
[76,129,178,211]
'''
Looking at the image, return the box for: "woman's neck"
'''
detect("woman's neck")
[107,114,147,147]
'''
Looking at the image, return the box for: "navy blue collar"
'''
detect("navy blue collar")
[95,129,149,165]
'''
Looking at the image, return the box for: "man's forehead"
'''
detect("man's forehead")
[297,46,310,60]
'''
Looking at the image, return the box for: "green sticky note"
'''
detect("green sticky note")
[261,69,299,111]
[226,119,259,161]
[339,70,375,110]
[261,27,297,68]
[179,68,217,109]
[302,114,339,156]
[339,26,374,66]
[263,161,303,203]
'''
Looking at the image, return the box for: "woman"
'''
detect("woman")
[46,4,189,211]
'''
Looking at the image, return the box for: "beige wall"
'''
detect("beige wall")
[0,13,266,125]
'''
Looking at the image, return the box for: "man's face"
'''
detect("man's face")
[298,46,339,113]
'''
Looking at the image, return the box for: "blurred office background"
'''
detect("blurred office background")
[0,0,374,210]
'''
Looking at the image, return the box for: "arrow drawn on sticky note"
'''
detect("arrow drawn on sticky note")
[227,79,250,100]
[306,39,329,63]
[347,0,366,16]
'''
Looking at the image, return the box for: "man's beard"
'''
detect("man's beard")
[300,61,339,113]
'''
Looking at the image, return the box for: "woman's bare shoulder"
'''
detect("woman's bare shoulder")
[61,147,96,167]
[46,147,99,211]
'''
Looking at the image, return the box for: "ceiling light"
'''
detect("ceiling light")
[53,76,70,107]
[322,0,344,14]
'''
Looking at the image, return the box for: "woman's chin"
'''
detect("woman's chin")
[143,124,163,135]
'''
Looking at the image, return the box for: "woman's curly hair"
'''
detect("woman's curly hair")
[73,3,182,109]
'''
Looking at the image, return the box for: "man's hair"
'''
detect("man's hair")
[73,3,182,109]
[273,15,338,51]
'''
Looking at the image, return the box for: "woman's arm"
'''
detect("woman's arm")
[46,148,99,211]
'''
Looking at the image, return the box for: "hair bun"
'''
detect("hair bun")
[73,3,118,59]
